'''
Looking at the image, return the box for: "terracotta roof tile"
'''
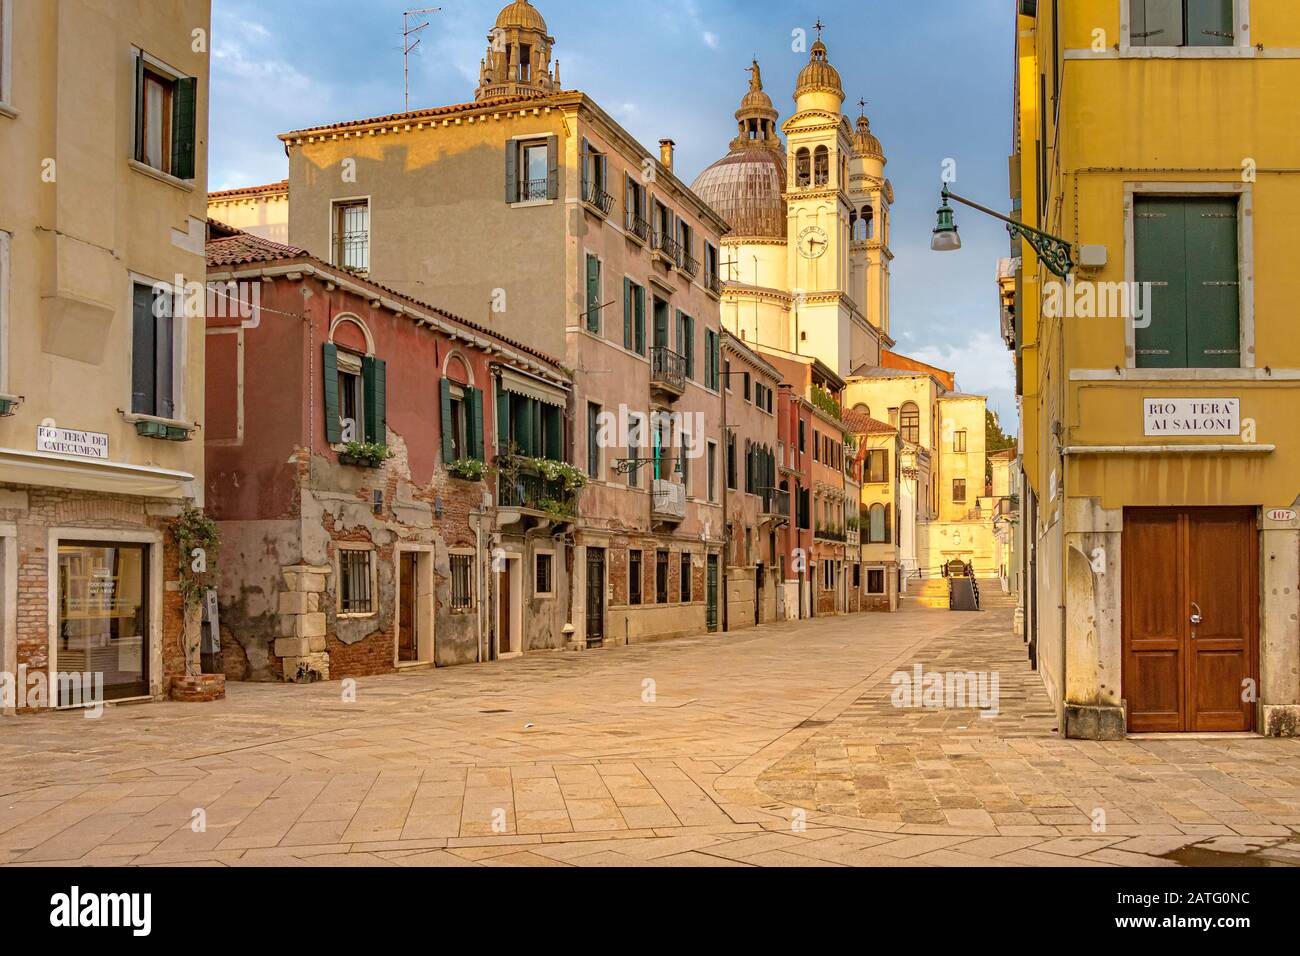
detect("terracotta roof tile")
[278,92,576,140]
[206,232,308,267]
[209,179,289,200]
[842,409,896,435]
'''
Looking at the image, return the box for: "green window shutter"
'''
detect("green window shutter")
[544,405,563,461]
[1133,0,1182,47]
[674,310,683,356]
[171,76,197,180]
[713,331,721,389]
[635,286,646,354]
[1185,0,1233,47]
[496,381,510,449]
[470,387,485,460]
[546,135,559,200]
[440,378,455,463]
[684,316,695,380]
[586,255,600,332]
[363,356,387,444]
[505,141,518,203]
[1184,197,1240,368]
[322,344,341,444]
[133,55,147,162]
[516,399,534,456]
[1134,196,1188,368]
[623,278,633,349]
[581,137,590,196]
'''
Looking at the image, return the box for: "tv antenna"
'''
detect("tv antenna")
[403,7,442,112]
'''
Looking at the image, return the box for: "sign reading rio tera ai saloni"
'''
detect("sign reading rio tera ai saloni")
[1143,398,1240,437]
[36,425,109,460]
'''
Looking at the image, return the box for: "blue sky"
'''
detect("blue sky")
[210,0,1017,427]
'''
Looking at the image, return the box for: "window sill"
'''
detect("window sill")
[338,612,377,620]
[123,412,197,442]
[128,159,196,192]
[511,199,555,208]
[0,102,18,120]
[1116,46,1258,59]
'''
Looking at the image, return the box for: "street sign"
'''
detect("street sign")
[1143,398,1240,437]
[36,425,109,459]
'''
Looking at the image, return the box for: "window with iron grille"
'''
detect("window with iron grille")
[680,552,692,603]
[867,568,885,595]
[450,553,474,610]
[656,550,669,604]
[338,548,374,614]
[333,200,369,272]
[629,550,643,605]
[535,552,553,596]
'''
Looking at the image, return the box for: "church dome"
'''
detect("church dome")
[495,0,547,33]
[795,40,844,102]
[692,60,787,240]
[853,115,884,161]
[692,148,787,240]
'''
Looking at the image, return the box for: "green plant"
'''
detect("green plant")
[342,441,393,466]
[173,507,220,607]
[810,384,842,421]
[846,516,860,532]
[531,457,588,493]
[537,497,575,521]
[447,458,489,482]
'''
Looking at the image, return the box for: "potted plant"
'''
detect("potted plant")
[340,441,393,468]
[447,458,489,482]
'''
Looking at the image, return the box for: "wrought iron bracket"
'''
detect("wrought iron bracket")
[942,186,1075,278]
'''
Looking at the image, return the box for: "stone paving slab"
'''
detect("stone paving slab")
[0,599,1297,867]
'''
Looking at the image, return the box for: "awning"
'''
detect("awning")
[498,368,567,409]
[0,448,196,499]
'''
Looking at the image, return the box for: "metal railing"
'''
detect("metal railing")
[706,272,721,295]
[679,252,700,278]
[626,213,651,243]
[650,346,686,393]
[496,458,577,518]
[814,526,847,543]
[520,178,549,202]
[653,232,681,264]
[583,179,614,215]
[761,488,790,519]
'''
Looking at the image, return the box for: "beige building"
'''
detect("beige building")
[272,0,729,648]
[846,409,900,610]
[0,0,212,710]
[207,180,288,243]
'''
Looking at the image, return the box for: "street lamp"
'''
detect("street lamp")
[931,184,1075,278]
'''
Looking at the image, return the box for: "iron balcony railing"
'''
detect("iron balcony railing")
[814,526,847,543]
[653,232,681,264]
[651,478,687,522]
[679,251,700,278]
[520,178,549,202]
[761,488,791,519]
[706,271,722,295]
[496,457,577,518]
[626,213,651,243]
[650,346,686,394]
[583,179,614,216]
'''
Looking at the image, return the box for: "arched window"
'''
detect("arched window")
[795,148,811,187]
[813,146,830,186]
[900,402,920,445]
[868,503,886,543]
[853,402,870,418]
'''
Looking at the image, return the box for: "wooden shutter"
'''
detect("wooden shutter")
[505,141,518,202]
[586,255,600,332]
[544,405,563,461]
[684,316,694,380]
[440,378,455,463]
[1185,0,1233,46]
[674,310,683,356]
[131,285,155,414]
[1133,0,1182,46]
[171,76,197,180]
[1134,196,1188,368]
[623,278,633,349]
[133,54,147,162]
[470,387,485,460]
[1184,197,1240,367]
[546,135,559,200]
[496,381,510,449]
[363,356,386,444]
[635,285,646,354]
[323,343,341,444]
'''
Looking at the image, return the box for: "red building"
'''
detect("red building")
[204,224,574,681]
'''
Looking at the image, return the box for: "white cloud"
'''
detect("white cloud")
[702,31,719,49]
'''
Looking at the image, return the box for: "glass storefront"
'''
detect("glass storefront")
[56,543,149,705]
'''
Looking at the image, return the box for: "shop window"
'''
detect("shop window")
[57,542,149,704]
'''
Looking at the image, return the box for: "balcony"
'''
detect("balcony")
[761,488,790,522]
[705,272,722,297]
[583,179,614,217]
[678,251,700,279]
[651,479,686,523]
[846,528,860,547]
[626,213,651,245]
[814,526,847,543]
[518,178,549,203]
[650,346,686,399]
[496,457,577,527]
[652,232,680,268]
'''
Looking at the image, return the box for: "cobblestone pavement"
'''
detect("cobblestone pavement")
[1,599,1298,867]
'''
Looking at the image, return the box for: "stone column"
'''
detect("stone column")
[1061,497,1125,740]
[1259,516,1300,736]
[276,564,331,682]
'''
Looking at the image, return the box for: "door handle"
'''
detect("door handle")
[1190,601,1203,636]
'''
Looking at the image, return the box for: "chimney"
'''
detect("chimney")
[659,139,676,172]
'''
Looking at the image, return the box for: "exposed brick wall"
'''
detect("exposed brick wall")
[325,630,394,679]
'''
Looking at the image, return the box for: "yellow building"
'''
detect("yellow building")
[1009,0,1300,738]
[0,0,211,710]
[207,180,289,244]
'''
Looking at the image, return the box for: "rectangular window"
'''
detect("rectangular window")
[519,140,550,202]
[627,414,643,488]
[535,552,554,596]
[585,253,602,333]
[1130,0,1234,48]
[853,564,861,588]
[333,200,370,272]
[133,52,196,179]
[336,349,366,441]
[867,568,885,595]
[705,243,720,290]
[581,140,608,212]
[680,552,692,603]
[56,542,150,704]
[131,281,176,419]
[822,560,833,591]
[450,554,474,610]
[1134,195,1240,369]
[867,449,888,483]
[338,548,375,615]
[798,419,806,454]
[707,440,718,502]
[625,176,648,237]
[954,430,967,453]
[813,431,821,463]
[656,550,669,604]
[953,479,967,504]
[726,433,737,490]
[629,550,643,605]
[587,402,602,478]
[0,0,11,107]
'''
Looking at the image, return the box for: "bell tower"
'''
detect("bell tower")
[849,104,892,339]
[476,1,560,101]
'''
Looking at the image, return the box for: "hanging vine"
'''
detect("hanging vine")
[173,506,221,607]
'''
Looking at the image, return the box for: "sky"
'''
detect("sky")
[209,0,1018,428]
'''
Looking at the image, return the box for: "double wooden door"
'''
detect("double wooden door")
[1122,508,1257,733]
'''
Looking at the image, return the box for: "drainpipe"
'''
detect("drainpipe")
[472,500,485,664]
[720,367,729,633]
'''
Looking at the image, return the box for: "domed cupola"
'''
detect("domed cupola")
[476,0,560,101]
[691,60,788,240]
[794,38,845,107]
[852,114,885,163]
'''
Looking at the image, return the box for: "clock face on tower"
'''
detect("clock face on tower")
[798,225,828,259]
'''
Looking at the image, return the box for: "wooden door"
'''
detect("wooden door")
[498,561,512,655]
[705,555,718,632]
[585,548,605,645]
[397,552,417,663]
[1123,508,1256,733]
